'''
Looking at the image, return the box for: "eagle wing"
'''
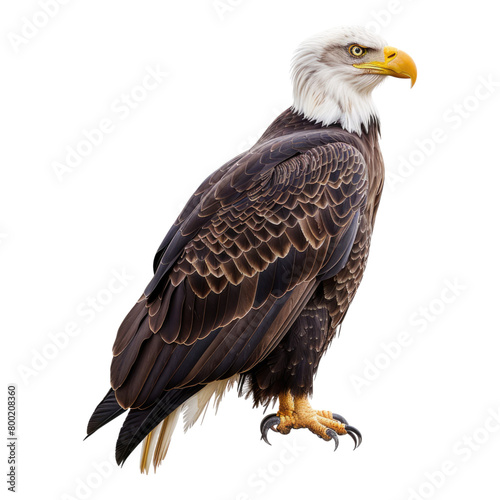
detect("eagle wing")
[109,138,369,412]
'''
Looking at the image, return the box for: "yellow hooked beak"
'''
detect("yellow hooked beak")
[353,46,417,87]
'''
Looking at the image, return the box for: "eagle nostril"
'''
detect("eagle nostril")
[387,52,396,60]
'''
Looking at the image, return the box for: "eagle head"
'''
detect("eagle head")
[291,26,417,135]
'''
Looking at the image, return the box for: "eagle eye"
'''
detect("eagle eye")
[349,45,367,57]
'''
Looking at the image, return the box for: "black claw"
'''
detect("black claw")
[326,429,339,451]
[259,414,279,435]
[330,412,348,425]
[345,425,362,450]
[260,415,281,445]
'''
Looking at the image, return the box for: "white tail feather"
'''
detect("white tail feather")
[139,375,239,472]
[153,406,181,471]
[182,374,239,432]
[139,423,161,474]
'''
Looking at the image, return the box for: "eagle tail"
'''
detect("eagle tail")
[139,376,239,473]
[86,378,239,469]
[115,387,199,468]
[140,406,182,474]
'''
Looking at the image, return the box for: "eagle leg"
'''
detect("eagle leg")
[260,392,362,450]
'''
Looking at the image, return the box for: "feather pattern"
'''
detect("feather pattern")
[88,106,385,468]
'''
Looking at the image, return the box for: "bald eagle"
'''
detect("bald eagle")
[87,26,416,472]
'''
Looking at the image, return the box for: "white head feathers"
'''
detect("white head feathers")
[291,26,388,135]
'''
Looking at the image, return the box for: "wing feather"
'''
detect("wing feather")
[110,140,368,411]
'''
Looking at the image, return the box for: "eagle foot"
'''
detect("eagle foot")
[260,393,362,450]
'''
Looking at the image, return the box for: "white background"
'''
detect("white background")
[2,1,500,499]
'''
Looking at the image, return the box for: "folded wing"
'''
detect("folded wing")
[110,140,368,411]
